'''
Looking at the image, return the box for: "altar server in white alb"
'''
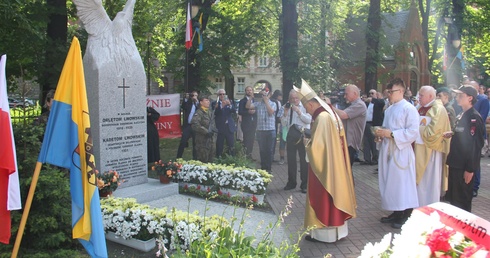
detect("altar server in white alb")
[414,86,451,207]
[374,78,419,229]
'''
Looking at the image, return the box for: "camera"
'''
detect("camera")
[285,102,291,108]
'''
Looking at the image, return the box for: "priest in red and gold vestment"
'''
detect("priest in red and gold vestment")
[294,80,357,243]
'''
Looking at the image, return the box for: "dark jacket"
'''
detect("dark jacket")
[365,98,385,126]
[446,107,485,172]
[214,100,236,133]
[238,96,257,129]
[181,98,198,127]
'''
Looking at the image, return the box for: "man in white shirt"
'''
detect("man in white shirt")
[282,90,312,193]
[375,78,419,229]
[362,90,384,165]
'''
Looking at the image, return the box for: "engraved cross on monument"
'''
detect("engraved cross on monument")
[118,78,130,109]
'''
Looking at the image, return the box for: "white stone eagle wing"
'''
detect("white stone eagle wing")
[73,0,111,36]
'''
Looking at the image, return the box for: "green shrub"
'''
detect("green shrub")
[0,122,81,257]
[214,142,255,169]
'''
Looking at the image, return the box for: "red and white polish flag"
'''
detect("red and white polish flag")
[0,54,21,244]
[185,2,193,50]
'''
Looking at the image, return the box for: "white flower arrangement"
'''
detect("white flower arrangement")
[100,197,227,251]
[359,204,490,258]
[176,160,273,195]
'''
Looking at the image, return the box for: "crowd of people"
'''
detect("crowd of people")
[171,76,487,242]
[360,78,485,229]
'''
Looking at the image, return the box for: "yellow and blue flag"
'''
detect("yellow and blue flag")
[38,37,107,258]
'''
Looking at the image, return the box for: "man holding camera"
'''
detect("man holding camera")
[282,90,311,193]
[248,86,277,172]
[331,84,367,168]
[214,89,236,157]
[238,86,257,158]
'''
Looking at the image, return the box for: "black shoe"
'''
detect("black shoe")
[360,161,372,165]
[391,217,407,229]
[284,185,295,191]
[380,211,400,223]
[380,216,397,223]
[473,190,478,197]
[301,188,307,193]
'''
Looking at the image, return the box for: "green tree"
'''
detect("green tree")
[0,0,48,91]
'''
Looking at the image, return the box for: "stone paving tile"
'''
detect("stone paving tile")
[260,142,490,258]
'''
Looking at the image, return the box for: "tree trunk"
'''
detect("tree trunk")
[223,55,235,100]
[418,0,431,56]
[280,0,299,95]
[40,0,67,108]
[319,1,330,90]
[428,16,444,75]
[364,0,381,92]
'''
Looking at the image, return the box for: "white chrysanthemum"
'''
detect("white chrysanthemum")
[391,244,431,258]
[359,233,392,258]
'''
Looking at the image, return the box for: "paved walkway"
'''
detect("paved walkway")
[262,147,490,258]
[109,142,490,257]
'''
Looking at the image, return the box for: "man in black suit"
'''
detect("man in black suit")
[238,86,257,158]
[177,91,198,159]
[214,89,236,157]
[362,90,385,165]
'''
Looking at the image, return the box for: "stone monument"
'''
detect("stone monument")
[73,0,148,187]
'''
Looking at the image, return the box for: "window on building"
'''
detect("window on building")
[237,77,245,93]
[215,77,223,89]
[258,57,268,67]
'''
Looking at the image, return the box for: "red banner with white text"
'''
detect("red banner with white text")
[146,94,182,139]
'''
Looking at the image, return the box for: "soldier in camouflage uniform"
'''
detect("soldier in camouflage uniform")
[191,96,215,163]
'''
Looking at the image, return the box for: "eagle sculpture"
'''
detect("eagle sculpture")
[73,0,142,76]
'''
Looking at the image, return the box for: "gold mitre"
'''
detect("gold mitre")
[293,79,321,106]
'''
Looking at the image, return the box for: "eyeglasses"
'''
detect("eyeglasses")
[218,93,225,95]
[369,92,376,95]
[386,89,401,94]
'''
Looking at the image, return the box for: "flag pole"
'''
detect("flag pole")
[185,0,190,94]
[11,162,43,258]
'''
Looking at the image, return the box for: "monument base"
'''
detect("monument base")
[311,221,348,243]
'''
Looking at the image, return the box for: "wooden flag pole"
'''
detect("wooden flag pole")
[11,162,43,258]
